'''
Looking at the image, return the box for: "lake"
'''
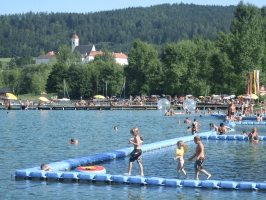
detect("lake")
[1,110,265,199]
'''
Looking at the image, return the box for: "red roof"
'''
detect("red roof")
[72,34,79,39]
[89,51,104,56]
[110,52,128,59]
[46,51,55,56]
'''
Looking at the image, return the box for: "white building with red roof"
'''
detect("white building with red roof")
[36,51,56,64]
[71,34,128,65]
[36,35,128,65]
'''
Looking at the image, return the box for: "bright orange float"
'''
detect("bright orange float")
[75,166,106,174]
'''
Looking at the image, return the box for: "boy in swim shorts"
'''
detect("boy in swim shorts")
[124,127,144,176]
[188,136,211,180]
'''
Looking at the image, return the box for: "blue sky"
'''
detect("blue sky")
[0,0,264,15]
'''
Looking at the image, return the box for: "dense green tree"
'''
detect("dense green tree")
[56,44,74,65]
[228,2,265,93]
[46,63,68,93]
[0,71,4,88]
[67,63,93,99]
[125,39,162,96]
[8,58,17,69]
[91,59,124,97]
[210,50,235,94]
[31,63,51,94]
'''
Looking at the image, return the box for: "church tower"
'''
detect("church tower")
[71,34,79,52]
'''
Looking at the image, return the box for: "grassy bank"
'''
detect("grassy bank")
[0,58,11,70]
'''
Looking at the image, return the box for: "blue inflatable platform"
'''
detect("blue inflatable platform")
[14,131,266,191]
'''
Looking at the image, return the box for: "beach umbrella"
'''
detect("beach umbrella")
[211,94,216,98]
[199,96,204,99]
[250,94,258,100]
[93,95,105,99]
[38,97,49,102]
[237,95,244,99]
[213,95,220,100]
[260,93,265,96]
[6,93,18,100]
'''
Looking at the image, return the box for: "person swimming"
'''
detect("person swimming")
[218,123,226,135]
[68,138,78,145]
[114,126,118,131]
[248,128,258,142]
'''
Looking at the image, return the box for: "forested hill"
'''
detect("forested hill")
[0,3,236,58]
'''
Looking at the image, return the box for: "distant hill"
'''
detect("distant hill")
[0,3,236,58]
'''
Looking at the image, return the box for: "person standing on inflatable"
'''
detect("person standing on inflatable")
[124,127,144,176]
[173,140,188,179]
[188,136,211,180]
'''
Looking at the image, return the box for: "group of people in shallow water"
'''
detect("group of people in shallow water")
[184,118,201,135]
[209,122,259,142]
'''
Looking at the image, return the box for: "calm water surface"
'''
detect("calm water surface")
[1,110,265,199]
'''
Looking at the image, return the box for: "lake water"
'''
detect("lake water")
[1,110,265,199]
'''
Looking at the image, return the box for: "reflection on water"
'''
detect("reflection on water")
[1,110,266,199]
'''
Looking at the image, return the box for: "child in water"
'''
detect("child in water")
[173,140,188,179]
[124,127,144,176]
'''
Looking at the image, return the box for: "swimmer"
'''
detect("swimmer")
[218,123,227,135]
[173,140,188,179]
[188,136,211,180]
[237,114,242,122]
[242,130,247,136]
[187,126,191,132]
[124,127,144,176]
[41,164,51,171]
[114,126,118,131]
[68,138,78,145]
[256,114,263,122]
[248,128,259,142]
[192,124,197,135]
[178,120,181,124]
[209,123,219,133]
[184,117,191,124]
[192,119,201,132]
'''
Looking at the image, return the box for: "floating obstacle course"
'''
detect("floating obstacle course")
[14,131,266,191]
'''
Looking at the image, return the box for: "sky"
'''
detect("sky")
[0,0,265,15]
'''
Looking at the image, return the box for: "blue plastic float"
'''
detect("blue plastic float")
[235,122,266,125]
[14,131,266,191]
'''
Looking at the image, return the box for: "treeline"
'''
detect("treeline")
[0,3,265,98]
[0,3,236,58]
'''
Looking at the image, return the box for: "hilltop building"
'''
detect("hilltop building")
[35,51,56,64]
[36,35,128,65]
[71,34,128,65]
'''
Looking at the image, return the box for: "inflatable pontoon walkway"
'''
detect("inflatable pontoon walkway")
[14,131,266,191]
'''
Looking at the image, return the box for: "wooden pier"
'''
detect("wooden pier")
[0,102,238,111]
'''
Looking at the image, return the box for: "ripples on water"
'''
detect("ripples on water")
[1,110,266,199]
